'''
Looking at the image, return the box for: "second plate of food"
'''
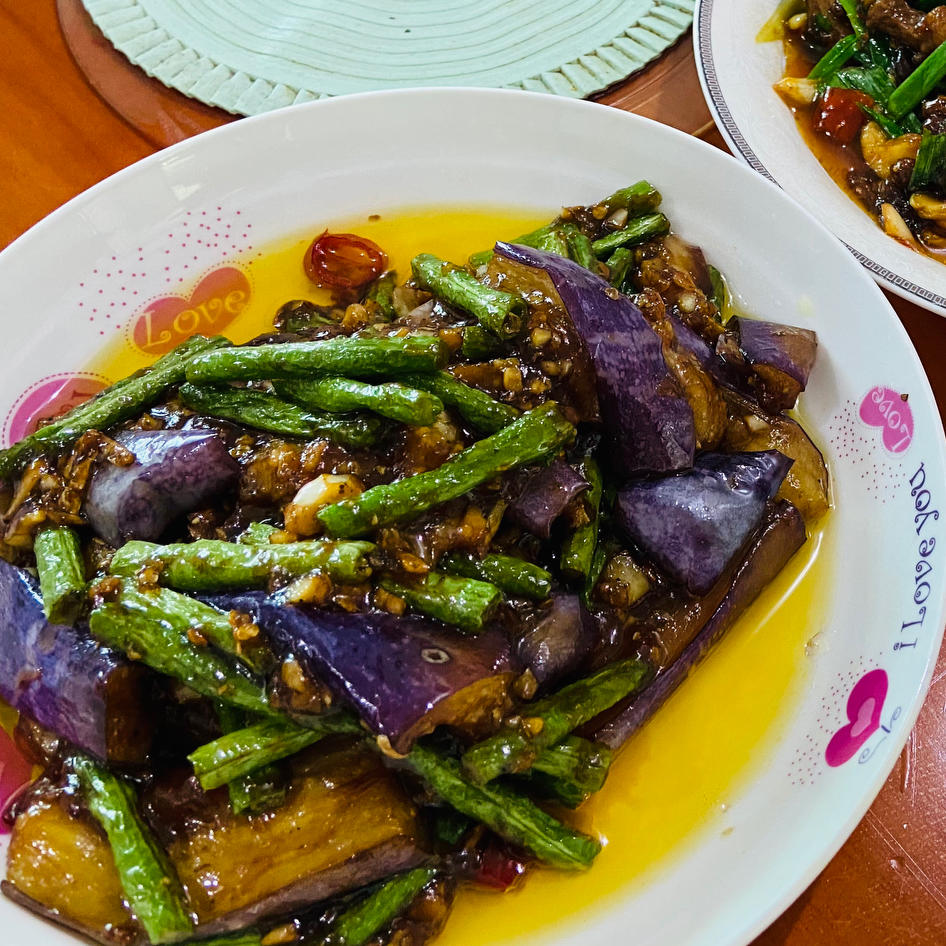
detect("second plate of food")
[695,0,946,315]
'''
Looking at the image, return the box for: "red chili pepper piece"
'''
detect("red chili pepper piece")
[472,842,529,891]
[812,87,874,145]
[304,231,387,291]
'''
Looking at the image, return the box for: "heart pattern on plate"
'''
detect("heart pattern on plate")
[859,386,914,454]
[825,668,888,767]
[130,266,251,356]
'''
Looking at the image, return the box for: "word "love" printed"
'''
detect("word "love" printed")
[131,267,251,355]
[898,461,939,652]
[859,386,914,454]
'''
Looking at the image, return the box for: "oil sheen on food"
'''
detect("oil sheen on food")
[87,206,829,943]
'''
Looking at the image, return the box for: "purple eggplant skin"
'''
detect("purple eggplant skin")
[0,557,152,764]
[722,390,830,523]
[594,499,806,749]
[197,840,424,937]
[205,594,517,753]
[495,242,694,474]
[615,450,793,595]
[507,460,589,539]
[516,594,596,688]
[669,315,740,392]
[716,317,818,414]
[85,428,240,547]
[662,235,714,298]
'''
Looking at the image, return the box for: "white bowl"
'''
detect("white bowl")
[694,0,946,315]
[0,88,944,946]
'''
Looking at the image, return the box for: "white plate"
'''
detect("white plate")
[1,88,945,946]
[694,0,946,315]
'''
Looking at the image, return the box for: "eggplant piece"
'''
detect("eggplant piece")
[507,460,589,539]
[669,314,739,390]
[616,451,793,595]
[662,234,714,298]
[716,317,818,413]
[205,594,517,754]
[85,428,240,547]
[0,558,152,764]
[484,254,600,424]
[4,797,142,945]
[495,243,694,474]
[723,390,830,522]
[515,595,596,688]
[595,500,807,749]
[166,744,425,934]
[653,312,728,452]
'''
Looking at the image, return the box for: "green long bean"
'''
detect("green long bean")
[462,659,650,784]
[89,596,273,716]
[72,754,192,944]
[34,526,86,625]
[111,581,272,674]
[411,254,525,339]
[214,704,287,815]
[407,743,600,870]
[331,868,437,946]
[379,571,501,633]
[590,213,670,256]
[399,372,519,433]
[440,551,551,600]
[189,714,361,790]
[185,335,448,383]
[317,402,573,538]
[0,334,228,478]
[275,377,443,426]
[178,383,383,449]
[109,537,374,590]
[529,736,613,808]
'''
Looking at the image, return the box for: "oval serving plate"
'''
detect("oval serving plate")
[0,88,944,946]
[694,0,946,316]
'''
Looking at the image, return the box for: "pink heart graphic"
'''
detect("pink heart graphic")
[859,386,914,453]
[4,373,108,447]
[825,668,888,767]
[131,266,251,356]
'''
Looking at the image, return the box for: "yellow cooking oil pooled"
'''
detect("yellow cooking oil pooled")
[80,205,833,939]
[439,523,829,944]
[86,206,550,379]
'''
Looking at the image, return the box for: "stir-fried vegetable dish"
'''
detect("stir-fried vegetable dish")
[0,183,830,946]
[769,0,946,260]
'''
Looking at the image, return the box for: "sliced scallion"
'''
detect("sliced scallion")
[888,40,946,119]
[838,0,865,38]
[858,104,907,140]
[808,34,858,81]
[910,131,946,193]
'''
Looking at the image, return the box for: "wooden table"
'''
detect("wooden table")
[5,1,946,942]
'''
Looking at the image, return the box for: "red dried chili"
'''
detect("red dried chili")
[303,231,387,291]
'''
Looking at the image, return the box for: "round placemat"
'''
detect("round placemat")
[80,0,694,115]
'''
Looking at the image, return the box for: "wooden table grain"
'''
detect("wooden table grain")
[6,1,946,942]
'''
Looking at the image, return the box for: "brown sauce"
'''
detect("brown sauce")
[778,31,946,265]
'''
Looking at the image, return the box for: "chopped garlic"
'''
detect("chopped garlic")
[772,76,819,107]
[283,474,364,536]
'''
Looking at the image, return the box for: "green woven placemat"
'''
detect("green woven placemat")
[82,0,694,115]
